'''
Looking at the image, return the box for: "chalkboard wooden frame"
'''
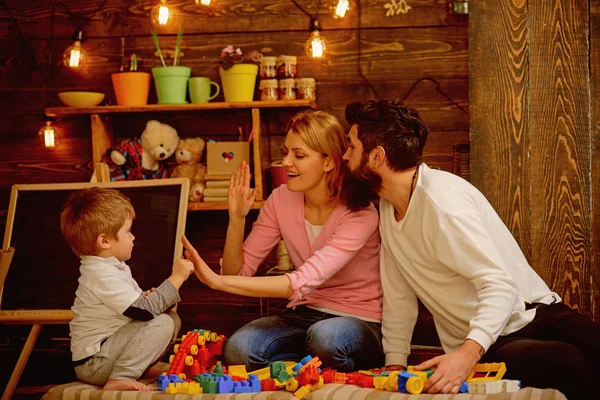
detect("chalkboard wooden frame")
[0,178,189,400]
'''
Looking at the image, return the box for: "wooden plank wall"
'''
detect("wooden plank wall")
[0,0,468,337]
[471,0,597,320]
[591,0,600,323]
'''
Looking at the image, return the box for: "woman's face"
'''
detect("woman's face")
[281,131,332,193]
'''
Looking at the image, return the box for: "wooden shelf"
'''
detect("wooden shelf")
[187,201,264,211]
[53,100,315,211]
[45,100,317,117]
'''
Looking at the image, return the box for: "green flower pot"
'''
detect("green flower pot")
[152,66,191,104]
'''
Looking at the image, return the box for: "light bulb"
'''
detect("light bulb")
[151,0,174,27]
[63,30,86,70]
[305,30,328,59]
[195,0,213,5]
[39,121,57,148]
[333,0,350,18]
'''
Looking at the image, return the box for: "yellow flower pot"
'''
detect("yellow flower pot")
[219,64,259,102]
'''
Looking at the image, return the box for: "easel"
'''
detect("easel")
[0,165,108,400]
[0,178,189,400]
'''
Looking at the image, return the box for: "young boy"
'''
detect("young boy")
[60,187,194,391]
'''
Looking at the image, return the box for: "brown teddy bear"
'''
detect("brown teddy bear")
[171,137,207,202]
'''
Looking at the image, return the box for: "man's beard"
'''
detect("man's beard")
[340,157,382,211]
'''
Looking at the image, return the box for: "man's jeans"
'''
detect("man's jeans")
[223,305,384,372]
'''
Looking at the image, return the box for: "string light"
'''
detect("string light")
[305,18,329,59]
[151,0,174,27]
[195,0,213,5]
[333,0,349,18]
[63,29,85,69]
[39,120,57,148]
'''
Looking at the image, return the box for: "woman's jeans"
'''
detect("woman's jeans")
[223,305,384,372]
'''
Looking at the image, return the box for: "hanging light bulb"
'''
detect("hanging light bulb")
[63,30,86,70]
[195,0,213,5]
[151,0,174,27]
[305,18,329,59]
[332,0,350,18]
[39,120,57,148]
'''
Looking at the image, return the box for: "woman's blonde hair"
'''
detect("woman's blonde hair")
[60,187,136,257]
[287,110,347,203]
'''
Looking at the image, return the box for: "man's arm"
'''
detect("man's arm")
[380,244,419,368]
[417,210,519,394]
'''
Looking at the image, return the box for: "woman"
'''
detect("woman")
[182,110,383,372]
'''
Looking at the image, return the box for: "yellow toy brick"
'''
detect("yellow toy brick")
[294,384,313,399]
[286,378,299,391]
[229,365,249,379]
[165,383,178,394]
[467,362,507,382]
[373,376,387,390]
[314,376,324,390]
[405,367,428,382]
[385,371,400,391]
[248,366,271,380]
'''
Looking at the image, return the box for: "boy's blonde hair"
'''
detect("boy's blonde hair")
[287,110,347,203]
[60,187,136,257]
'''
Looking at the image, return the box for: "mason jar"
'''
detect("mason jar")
[279,78,297,100]
[259,79,279,101]
[297,77,316,100]
[277,55,297,79]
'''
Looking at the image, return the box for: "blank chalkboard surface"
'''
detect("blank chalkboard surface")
[0,179,189,312]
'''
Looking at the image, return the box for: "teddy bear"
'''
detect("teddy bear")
[105,120,179,181]
[171,137,207,202]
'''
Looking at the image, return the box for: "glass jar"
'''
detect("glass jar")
[260,56,278,80]
[277,55,297,79]
[259,79,279,101]
[297,78,316,100]
[279,78,297,100]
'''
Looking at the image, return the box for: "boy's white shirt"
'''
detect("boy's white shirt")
[70,255,142,361]
[379,164,560,367]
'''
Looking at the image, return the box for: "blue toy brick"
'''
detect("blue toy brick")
[397,372,416,393]
[249,375,261,392]
[217,375,234,394]
[459,382,469,393]
[233,381,251,393]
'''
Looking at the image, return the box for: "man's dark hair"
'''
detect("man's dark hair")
[345,99,429,171]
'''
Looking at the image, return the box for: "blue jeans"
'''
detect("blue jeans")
[223,305,384,372]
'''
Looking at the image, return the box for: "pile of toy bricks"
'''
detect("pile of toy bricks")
[157,329,521,397]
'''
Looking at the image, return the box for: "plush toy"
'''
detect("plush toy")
[105,120,179,181]
[171,137,207,202]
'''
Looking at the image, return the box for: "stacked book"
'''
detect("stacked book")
[203,175,230,202]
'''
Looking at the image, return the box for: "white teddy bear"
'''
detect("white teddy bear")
[106,120,179,181]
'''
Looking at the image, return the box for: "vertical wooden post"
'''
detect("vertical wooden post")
[470,0,595,318]
[251,108,263,202]
[90,114,113,166]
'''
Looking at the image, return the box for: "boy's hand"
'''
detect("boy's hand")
[182,235,223,290]
[143,287,156,296]
[228,161,255,220]
[168,258,194,289]
[173,257,194,278]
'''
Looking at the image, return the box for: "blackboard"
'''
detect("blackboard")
[0,179,189,312]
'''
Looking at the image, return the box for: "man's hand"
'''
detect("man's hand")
[414,339,483,394]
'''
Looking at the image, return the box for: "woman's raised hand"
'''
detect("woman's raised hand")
[228,161,256,219]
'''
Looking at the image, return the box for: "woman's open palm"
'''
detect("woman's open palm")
[228,161,255,219]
